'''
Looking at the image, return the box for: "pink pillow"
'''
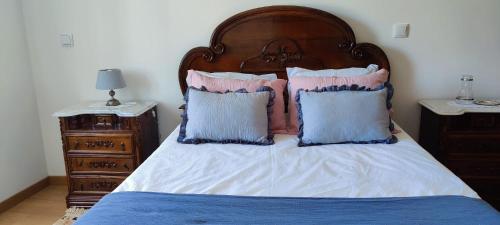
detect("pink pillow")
[288,69,389,134]
[187,70,288,134]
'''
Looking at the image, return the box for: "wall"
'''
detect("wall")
[0,0,47,201]
[21,0,500,175]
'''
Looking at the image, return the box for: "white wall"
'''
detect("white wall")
[21,0,500,176]
[0,0,47,201]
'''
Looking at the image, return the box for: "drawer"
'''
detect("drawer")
[62,114,134,130]
[446,159,500,177]
[445,134,500,155]
[69,156,135,174]
[66,134,134,154]
[447,113,500,131]
[70,176,126,194]
[93,115,115,129]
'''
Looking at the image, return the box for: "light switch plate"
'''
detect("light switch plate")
[392,23,409,38]
[59,34,74,47]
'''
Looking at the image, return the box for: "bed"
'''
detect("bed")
[75,5,499,225]
[113,124,478,198]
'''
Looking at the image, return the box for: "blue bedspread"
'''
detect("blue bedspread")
[75,192,499,225]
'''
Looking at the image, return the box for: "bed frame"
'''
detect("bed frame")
[178,5,390,94]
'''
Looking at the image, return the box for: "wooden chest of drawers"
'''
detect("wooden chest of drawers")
[56,102,159,208]
[419,100,500,210]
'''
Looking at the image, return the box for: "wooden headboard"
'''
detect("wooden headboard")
[178,5,390,94]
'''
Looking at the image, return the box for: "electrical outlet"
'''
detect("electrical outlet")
[60,34,74,47]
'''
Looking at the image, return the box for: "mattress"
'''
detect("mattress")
[115,124,478,199]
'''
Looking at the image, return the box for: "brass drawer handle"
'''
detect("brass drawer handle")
[120,143,126,151]
[88,161,118,169]
[89,181,118,190]
[84,140,115,148]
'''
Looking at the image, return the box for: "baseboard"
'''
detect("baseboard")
[0,177,50,214]
[0,176,68,213]
[48,176,67,185]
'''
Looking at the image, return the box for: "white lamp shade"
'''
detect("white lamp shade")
[96,69,126,90]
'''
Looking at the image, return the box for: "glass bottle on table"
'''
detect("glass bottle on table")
[455,75,474,105]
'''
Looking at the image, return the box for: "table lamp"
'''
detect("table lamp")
[96,69,126,106]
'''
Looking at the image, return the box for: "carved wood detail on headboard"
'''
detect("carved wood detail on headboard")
[178,5,390,94]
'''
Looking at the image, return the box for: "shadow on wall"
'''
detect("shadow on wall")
[339,14,419,139]
[122,70,152,99]
[384,47,419,139]
[121,70,183,140]
[158,103,183,139]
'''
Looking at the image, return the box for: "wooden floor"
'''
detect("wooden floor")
[0,185,67,225]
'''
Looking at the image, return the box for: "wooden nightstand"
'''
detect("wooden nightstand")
[418,99,500,210]
[54,101,159,208]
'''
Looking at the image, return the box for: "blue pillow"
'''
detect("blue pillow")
[296,84,397,146]
[178,86,275,145]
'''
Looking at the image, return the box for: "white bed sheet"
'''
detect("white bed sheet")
[115,124,479,199]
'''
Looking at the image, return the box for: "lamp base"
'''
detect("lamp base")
[106,98,121,106]
[106,89,121,106]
